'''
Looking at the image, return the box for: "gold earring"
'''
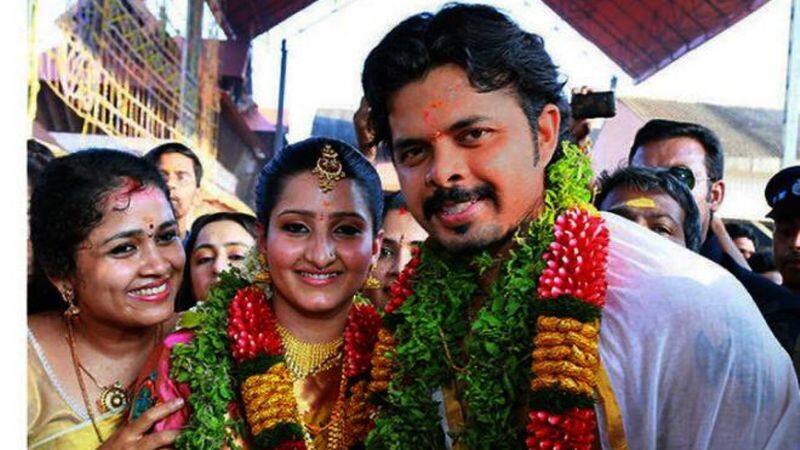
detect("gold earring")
[363,266,381,290]
[254,254,272,284]
[61,285,80,317]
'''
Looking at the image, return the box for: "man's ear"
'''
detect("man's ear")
[536,103,561,167]
[708,179,725,212]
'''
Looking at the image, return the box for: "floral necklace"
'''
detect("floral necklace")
[366,142,610,449]
[170,265,382,450]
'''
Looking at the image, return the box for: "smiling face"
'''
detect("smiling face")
[599,187,688,247]
[368,208,428,308]
[387,64,560,254]
[67,185,184,328]
[264,172,380,318]
[190,220,256,302]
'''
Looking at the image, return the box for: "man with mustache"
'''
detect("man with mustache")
[144,142,203,240]
[361,4,799,448]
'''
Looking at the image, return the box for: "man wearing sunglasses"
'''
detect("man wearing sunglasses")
[629,119,800,357]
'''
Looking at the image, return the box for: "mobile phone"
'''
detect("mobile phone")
[570,91,616,119]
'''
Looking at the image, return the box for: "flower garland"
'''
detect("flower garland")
[366,142,609,449]
[170,265,382,449]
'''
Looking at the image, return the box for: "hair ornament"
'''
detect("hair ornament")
[312,144,346,193]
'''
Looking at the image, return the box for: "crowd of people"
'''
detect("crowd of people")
[27,3,800,449]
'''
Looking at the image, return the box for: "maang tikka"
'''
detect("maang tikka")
[312,144,346,193]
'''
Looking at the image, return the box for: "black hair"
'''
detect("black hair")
[725,222,756,244]
[29,149,170,313]
[27,139,58,314]
[361,3,568,164]
[382,190,408,219]
[176,212,258,311]
[595,166,703,252]
[628,119,724,182]
[255,137,384,234]
[749,251,777,273]
[27,139,55,189]
[144,142,204,186]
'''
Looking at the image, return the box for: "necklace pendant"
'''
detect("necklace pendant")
[97,381,129,413]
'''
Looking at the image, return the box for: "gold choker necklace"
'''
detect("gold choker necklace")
[275,323,343,379]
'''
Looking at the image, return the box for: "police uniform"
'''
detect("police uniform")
[764,165,800,376]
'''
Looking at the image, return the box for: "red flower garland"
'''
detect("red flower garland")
[344,300,383,377]
[226,284,382,448]
[528,207,609,450]
[526,409,598,450]
[384,247,421,314]
[538,208,609,307]
[227,286,283,363]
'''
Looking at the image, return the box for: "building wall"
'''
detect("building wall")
[216,115,261,208]
[590,102,645,176]
[718,170,773,219]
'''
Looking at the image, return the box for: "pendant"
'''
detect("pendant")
[97,382,129,413]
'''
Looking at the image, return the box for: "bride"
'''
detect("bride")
[129,137,385,449]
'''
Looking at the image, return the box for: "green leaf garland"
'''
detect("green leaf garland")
[171,269,250,449]
[367,142,597,449]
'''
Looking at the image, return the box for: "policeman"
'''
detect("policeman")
[766,166,800,295]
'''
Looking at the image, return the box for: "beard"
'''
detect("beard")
[421,184,530,255]
[435,221,517,256]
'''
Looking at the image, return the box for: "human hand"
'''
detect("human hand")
[569,86,593,147]
[98,399,184,449]
[353,96,377,163]
[711,216,752,270]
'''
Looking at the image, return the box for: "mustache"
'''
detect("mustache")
[422,185,497,220]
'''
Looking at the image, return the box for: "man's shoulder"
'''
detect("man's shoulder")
[598,215,800,450]
[602,212,751,311]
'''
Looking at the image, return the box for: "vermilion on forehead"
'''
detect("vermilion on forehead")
[419,74,468,131]
[106,182,163,212]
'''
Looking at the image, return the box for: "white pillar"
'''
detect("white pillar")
[782,0,800,167]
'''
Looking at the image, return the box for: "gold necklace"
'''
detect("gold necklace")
[64,315,162,443]
[65,314,105,443]
[76,361,130,413]
[302,365,348,449]
[275,323,343,379]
